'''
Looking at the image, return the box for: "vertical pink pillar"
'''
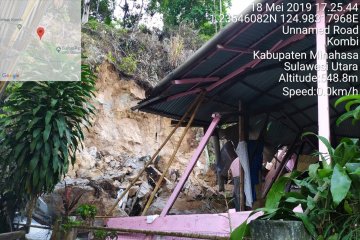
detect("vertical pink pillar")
[316,0,331,163]
[160,114,221,217]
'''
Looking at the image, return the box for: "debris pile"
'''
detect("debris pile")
[44,150,226,219]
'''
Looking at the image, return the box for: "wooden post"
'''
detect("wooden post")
[238,101,246,211]
[316,0,331,164]
[212,130,223,191]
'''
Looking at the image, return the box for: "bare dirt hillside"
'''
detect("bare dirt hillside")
[44,25,227,218]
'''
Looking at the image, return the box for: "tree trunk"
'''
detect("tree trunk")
[25,197,37,233]
[51,217,78,240]
[82,0,91,24]
[96,0,100,16]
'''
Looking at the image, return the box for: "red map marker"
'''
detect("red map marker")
[37,27,45,40]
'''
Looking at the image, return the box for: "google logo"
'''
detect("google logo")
[1,73,20,80]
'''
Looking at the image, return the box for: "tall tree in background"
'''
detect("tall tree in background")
[82,0,116,24]
[147,0,231,35]
[82,0,91,23]
[92,0,116,23]
[120,0,145,28]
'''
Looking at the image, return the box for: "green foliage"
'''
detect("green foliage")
[119,55,137,76]
[60,204,117,240]
[104,15,112,26]
[331,164,352,206]
[61,218,82,231]
[90,0,115,22]
[147,0,231,36]
[265,172,300,209]
[0,64,96,197]
[139,24,151,34]
[94,230,108,239]
[231,99,360,239]
[93,229,118,240]
[230,221,249,240]
[335,94,360,125]
[107,51,116,63]
[87,18,100,30]
[76,204,97,220]
[199,33,213,43]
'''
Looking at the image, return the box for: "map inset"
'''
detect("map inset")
[0,0,81,81]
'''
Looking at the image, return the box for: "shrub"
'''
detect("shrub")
[76,204,97,220]
[107,51,116,63]
[0,64,96,231]
[87,19,99,30]
[119,55,137,76]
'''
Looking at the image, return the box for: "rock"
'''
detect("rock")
[98,179,117,198]
[95,161,105,169]
[169,169,179,182]
[99,150,111,157]
[104,155,113,163]
[128,186,139,197]
[43,178,128,220]
[60,177,90,187]
[139,155,150,162]
[126,157,144,169]
[166,182,175,190]
[76,169,103,179]
[126,198,133,208]
[65,166,78,179]
[78,150,96,169]
[184,183,203,199]
[109,161,117,168]
[88,146,98,159]
[106,171,127,182]
[137,182,152,198]
[113,180,121,188]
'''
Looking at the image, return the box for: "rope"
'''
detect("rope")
[106,93,205,216]
[141,94,204,216]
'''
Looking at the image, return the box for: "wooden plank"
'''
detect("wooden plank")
[238,101,245,211]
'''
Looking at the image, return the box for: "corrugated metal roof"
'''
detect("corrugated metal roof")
[134,0,360,141]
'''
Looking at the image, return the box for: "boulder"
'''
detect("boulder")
[88,146,98,159]
[76,168,103,179]
[104,155,114,163]
[128,186,139,197]
[43,179,127,220]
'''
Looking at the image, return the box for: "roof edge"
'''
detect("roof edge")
[146,21,243,98]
